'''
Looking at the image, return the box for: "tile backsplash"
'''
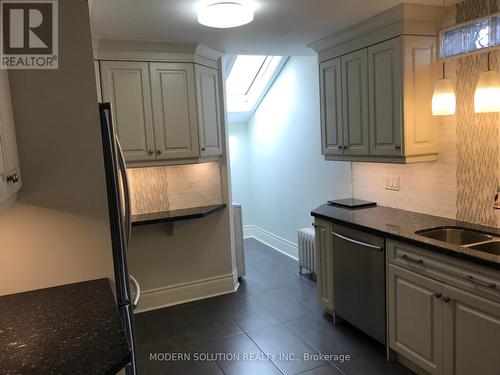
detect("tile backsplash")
[127,162,223,214]
[352,116,458,220]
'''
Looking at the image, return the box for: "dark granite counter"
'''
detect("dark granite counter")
[311,204,500,269]
[0,278,131,374]
[132,203,227,226]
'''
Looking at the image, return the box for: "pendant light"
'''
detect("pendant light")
[474,52,500,113]
[432,60,456,116]
[197,0,255,29]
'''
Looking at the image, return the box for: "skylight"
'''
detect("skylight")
[226,55,285,114]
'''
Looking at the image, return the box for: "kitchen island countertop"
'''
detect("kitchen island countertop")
[0,278,131,374]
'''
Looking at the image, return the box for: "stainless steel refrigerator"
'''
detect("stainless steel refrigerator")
[99,103,141,374]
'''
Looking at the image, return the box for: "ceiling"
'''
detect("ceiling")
[90,0,445,56]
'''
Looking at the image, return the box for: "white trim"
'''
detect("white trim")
[135,268,239,313]
[243,225,298,260]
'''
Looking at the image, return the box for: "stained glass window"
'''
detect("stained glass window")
[441,14,500,59]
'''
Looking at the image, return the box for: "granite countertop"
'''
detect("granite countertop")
[132,203,227,226]
[311,204,500,269]
[0,278,131,374]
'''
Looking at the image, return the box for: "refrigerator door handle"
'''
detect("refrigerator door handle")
[115,137,132,247]
[129,274,141,309]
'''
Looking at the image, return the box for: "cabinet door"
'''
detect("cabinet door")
[150,63,199,160]
[314,219,334,311]
[388,264,444,375]
[195,65,222,157]
[319,58,343,155]
[444,285,500,375]
[0,70,21,207]
[368,38,403,157]
[341,50,369,156]
[100,61,155,162]
[402,36,438,157]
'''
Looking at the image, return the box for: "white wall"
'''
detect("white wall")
[228,122,252,223]
[126,58,237,312]
[0,0,115,295]
[229,56,352,252]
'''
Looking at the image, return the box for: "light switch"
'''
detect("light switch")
[386,176,400,191]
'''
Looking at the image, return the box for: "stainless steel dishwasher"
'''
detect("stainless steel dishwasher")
[332,224,386,344]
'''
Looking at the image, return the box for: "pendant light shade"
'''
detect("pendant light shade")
[197,0,254,28]
[474,70,500,113]
[432,78,456,116]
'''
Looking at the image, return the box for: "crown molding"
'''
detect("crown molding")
[308,3,443,53]
[92,37,224,68]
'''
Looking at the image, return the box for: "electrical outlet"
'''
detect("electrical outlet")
[385,176,400,191]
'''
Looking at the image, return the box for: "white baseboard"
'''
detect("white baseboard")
[135,268,239,314]
[243,225,298,260]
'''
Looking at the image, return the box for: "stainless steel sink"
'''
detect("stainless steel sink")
[416,227,493,245]
[468,241,500,256]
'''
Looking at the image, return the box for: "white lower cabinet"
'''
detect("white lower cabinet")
[389,261,500,375]
[314,218,334,311]
[443,285,500,375]
[388,264,444,375]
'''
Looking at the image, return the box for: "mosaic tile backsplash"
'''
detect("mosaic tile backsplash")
[127,162,223,214]
[456,52,499,227]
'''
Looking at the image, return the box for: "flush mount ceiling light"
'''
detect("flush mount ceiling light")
[432,61,456,116]
[197,0,255,28]
[474,52,500,113]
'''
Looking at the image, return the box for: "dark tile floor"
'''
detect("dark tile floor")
[135,238,415,375]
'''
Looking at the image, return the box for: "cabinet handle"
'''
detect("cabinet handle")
[148,149,154,155]
[400,254,424,265]
[157,149,162,155]
[442,296,451,303]
[434,293,442,299]
[467,275,497,289]
[338,145,342,150]
[6,173,19,184]
[395,144,401,150]
[343,145,348,150]
[332,231,382,251]
[201,147,206,151]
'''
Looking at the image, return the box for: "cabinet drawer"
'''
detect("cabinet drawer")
[388,240,500,304]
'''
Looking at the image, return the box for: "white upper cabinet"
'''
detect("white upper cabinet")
[319,36,437,164]
[319,58,343,156]
[368,37,403,157]
[0,70,21,210]
[313,3,441,164]
[100,61,155,162]
[150,63,199,160]
[402,36,439,159]
[195,65,222,157]
[98,50,224,165]
[341,49,369,156]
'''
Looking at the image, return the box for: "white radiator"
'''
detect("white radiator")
[298,227,315,277]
